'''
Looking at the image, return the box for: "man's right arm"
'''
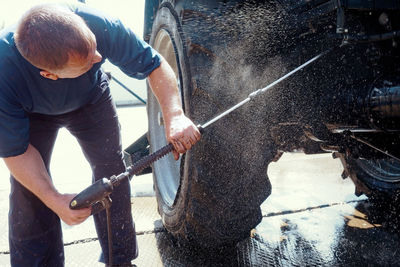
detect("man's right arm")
[3,144,91,225]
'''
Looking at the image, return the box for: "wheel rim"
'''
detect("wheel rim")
[149,29,182,207]
[356,158,400,183]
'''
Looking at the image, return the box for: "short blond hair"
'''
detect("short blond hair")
[15,4,94,70]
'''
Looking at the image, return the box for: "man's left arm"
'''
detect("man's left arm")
[147,58,201,160]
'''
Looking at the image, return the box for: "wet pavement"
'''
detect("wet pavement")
[0,106,399,266]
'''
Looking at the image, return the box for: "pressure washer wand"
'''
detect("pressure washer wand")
[202,48,332,128]
[69,48,333,214]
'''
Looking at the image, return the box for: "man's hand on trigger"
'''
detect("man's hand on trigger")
[166,113,201,160]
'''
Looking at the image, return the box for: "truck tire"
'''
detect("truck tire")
[341,155,400,204]
[147,3,277,247]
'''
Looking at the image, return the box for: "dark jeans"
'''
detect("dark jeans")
[8,89,138,266]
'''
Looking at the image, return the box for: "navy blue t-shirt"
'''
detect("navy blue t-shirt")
[0,4,161,157]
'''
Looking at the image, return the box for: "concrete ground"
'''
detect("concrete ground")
[1,105,399,266]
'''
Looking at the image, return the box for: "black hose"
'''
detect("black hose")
[106,205,113,266]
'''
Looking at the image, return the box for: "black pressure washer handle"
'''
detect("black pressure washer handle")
[69,178,113,210]
[69,143,175,215]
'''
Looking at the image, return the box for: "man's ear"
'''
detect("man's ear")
[40,70,58,80]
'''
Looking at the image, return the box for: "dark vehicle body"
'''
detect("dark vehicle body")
[142,0,400,247]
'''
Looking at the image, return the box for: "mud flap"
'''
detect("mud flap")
[123,133,152,175]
